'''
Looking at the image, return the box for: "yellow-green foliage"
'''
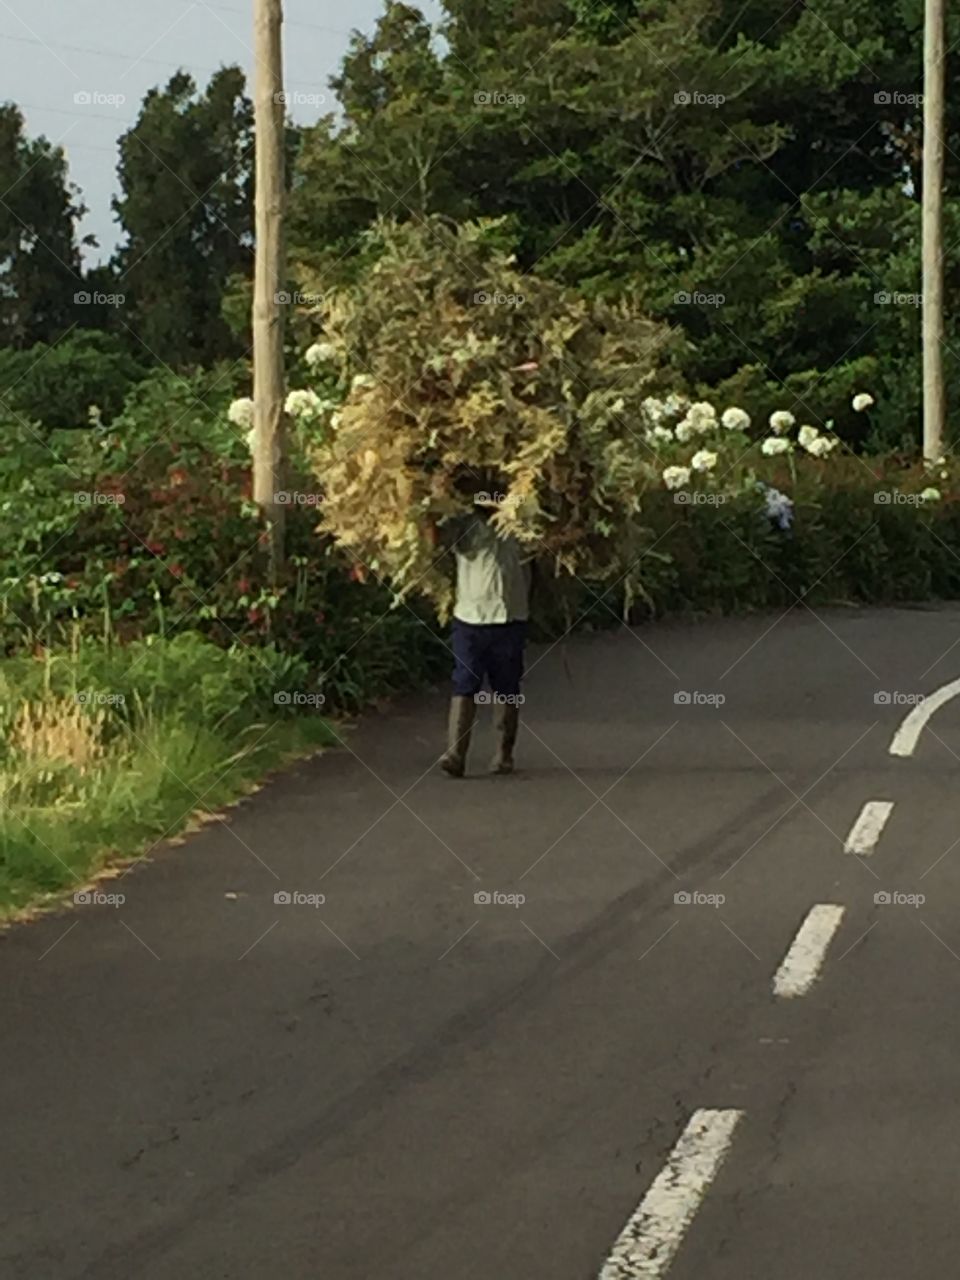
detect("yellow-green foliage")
[307,218,676,619]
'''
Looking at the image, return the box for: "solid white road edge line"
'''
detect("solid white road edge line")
[597,1108,743,1280]
[844,800,894,855]
[889,676,960,757]
[773,904,846,998]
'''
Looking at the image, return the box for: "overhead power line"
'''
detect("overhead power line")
[0,30,333,89]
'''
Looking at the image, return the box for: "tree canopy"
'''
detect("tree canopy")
[288,0,949,447]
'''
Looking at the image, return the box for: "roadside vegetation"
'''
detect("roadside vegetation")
[0,633,336,917]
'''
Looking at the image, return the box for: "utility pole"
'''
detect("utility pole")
[252,0,287,575]
[923,0,946,463]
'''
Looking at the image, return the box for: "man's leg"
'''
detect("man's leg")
[440,621,483,777]
[487,622,526,775]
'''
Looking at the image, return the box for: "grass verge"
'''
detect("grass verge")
[0,632,335,918]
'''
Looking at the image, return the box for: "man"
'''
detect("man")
[432,479,532,778]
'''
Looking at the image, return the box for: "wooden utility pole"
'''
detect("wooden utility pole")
[252,0,287,575]
[923,0,946,462]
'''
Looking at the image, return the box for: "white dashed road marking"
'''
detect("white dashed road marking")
[889,676,960,756]
[597,1108,743,1279]
[773,905,846,998]
[844,800,894,856]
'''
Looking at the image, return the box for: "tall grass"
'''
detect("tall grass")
[0,632,334,916]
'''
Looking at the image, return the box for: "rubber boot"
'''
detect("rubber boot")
[490,701,520,774]
[440,696,476,777]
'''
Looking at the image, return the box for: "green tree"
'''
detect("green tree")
[0,331,146,431]
[112,68,254,368]
[290,4,452,280]
[290,0,946,444]
[0,105,87,349]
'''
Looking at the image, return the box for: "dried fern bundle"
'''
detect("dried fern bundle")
[304,218,675,619]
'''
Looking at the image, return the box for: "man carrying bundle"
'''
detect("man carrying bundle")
[430,475,533,778]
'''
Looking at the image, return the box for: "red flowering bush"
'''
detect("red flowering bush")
[0,368,445,710]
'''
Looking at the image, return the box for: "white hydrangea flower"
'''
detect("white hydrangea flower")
[642,396,667,425]
[351,373,376,391]
[285,388,323,418]
[228,397,255,429]
[853,392,875,413]
[644,425,674,445]
[665,393,689,417]
[686,401,718,434]
[761,436,792,456]
[921,487,942,502]
[691,449,718,472]
[305,341,337,368]
[675,420,695,444]
[662,465,692,491]
[798,425,820,451]
[721,407,751,432]
[806,435,838,458]
[769,410,796,435]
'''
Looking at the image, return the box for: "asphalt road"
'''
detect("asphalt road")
[3,604,960,1279]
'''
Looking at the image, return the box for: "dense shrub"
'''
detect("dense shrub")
[0,365,447,710]
[545,460,960,627]
[0,331,147,430]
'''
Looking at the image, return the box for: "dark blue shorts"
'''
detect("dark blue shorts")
[451,620,527,698]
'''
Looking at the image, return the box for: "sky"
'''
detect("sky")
[2,0,442,264]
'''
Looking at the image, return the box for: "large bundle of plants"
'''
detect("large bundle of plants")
[301,217,678,620]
